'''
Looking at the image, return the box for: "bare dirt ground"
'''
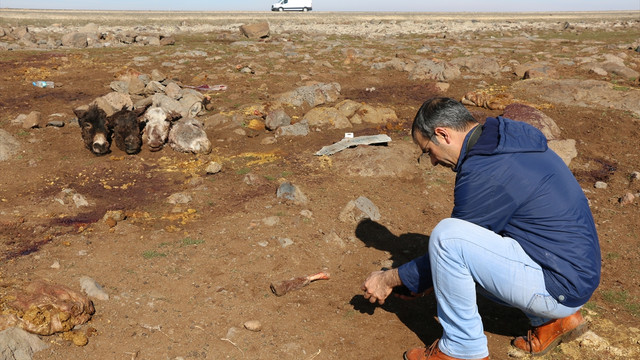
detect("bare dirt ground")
[1,10,639,360]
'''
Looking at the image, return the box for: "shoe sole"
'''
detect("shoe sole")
[529,322,588,357]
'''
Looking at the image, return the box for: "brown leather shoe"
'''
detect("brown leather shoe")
[512,311,587,356]
[404,340,489,360]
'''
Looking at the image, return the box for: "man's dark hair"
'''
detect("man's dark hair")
[412,97,478,144]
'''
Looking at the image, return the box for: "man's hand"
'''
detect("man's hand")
[361,268,402,305]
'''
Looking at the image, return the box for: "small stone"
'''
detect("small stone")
[278,238,293,248]
[79,276,109,300]
[619,192,635,206]
[50,260,61,269]
[167,192,192,204]
[46,120,65,127]
[12,114,27,125]
[243,320,262,332]
[594,181,608,189]
[262,216,280,226]
[206,161,222,174]
[23,111,43,129]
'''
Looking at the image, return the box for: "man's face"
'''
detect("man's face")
[413,130,457,169]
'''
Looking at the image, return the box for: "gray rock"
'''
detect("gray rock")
[276,182,308,205]
[46,120,65,128]
[0,130,20,161]
[152,94,184,117]
[450,55,500,75]
[513,79,640,118]
[146,36,161,46]
[159,36,175,46]
[150,69,166,82]
[145,81,166,95]
[265,109,291,130]
[164,82,182,100]
[275,120,309,137]
[11,114,27,126]
[110,80,129,93]
[409,59,460,81]
[339,196,381,223]
[79,276,109,301]
[278,237,294,248]
[276,82,341,108]
[594,181,608,189]
[78,22,98,33]
[127,77,146,95]
[168,118,212,154]
[514,61,550,78]
[0,327,49,360]
[600,61,639,79]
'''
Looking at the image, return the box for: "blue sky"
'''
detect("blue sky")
[1,0,639,12]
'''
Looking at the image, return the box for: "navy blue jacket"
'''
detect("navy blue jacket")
[398,116,601,307]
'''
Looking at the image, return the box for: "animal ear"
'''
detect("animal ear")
[73,105,89,119]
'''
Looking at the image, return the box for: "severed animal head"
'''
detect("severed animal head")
[143,107,173,152]
[109,107,142,155]
[168,118,212,154]
[0,280,95,335]
[75,104,111,156]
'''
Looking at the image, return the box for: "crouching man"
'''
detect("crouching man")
[361,97,600,360]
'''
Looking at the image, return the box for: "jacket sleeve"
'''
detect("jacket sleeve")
[397,254,432,293]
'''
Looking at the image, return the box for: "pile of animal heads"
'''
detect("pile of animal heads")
[74,105,142,156]
[75,105,211,156]
[143,107,212,154]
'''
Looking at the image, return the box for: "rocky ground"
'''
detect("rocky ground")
[0,9,639,360]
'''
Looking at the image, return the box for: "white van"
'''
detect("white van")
[271,0,312,11]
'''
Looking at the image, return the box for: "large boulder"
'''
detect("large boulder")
[0,327,49,360]
[240,22,270,39]
[61,32,88,48]
[409,59,460,81]
[450,55,501,75]
[513,79,640,118]
[93,92,134,116]
[502,103,562,140]
[276,82,341,109]
[303,107,351,129]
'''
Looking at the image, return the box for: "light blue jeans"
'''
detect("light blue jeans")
[429,218,582,359]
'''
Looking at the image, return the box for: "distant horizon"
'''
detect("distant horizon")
[1,8,638,13]
[1,0,638,12]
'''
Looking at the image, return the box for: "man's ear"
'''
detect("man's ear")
[433,127,451,144]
